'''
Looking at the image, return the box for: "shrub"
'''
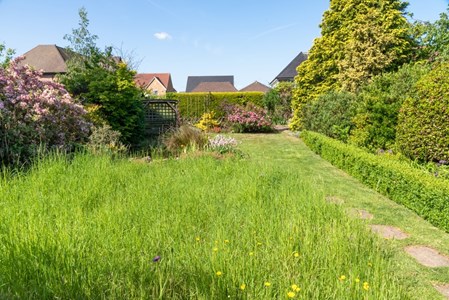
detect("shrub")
[349,63,430,152]
[302,91,357,142]
[207,135,239,154]
[195,111,220,132]
[87,124,127,156]
[262,82,293,125]
[227,103,272,133]
[302,130,449,233]
[161,125,208,155]
[167,92,265,119]
[0,57,91,166]
[396,62,449,162]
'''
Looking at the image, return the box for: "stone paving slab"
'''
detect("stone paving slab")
[356,209,374,220]
[434,284,449,299]
[405,246,449,268]
[370,225,409,240]
[325,196,344,205]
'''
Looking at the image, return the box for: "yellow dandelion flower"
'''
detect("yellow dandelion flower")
[213,247,219,252]
[264,282,271,287]
[293,251,300,258]
[287,291,296,298]
[291,284,300,292]
[224,239,229,243]
[339,275,346,281]
[355,278,360,283]
[249,251,254,256]
[240,283,246,290]
[216,271,223,277]
[195,237,200,242]
[363,282,369,291]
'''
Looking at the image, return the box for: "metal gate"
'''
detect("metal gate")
[142,99,179,136]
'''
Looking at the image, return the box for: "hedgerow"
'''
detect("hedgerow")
[301,130,449,233]
[167,92,264,119]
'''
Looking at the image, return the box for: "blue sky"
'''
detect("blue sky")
[0,0,448,91]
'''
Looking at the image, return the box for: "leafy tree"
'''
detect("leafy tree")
[291,0,413,130]
[412,6,449,61]
[0,43,15,68]
[349,63,429,151]
[59,8,144,146]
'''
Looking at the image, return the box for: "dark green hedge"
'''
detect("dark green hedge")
[167,92,265,119]
[301,130,449,232]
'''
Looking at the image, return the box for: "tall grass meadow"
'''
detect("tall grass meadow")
[0,152,408,299]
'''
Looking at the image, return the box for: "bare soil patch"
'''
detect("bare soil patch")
[405,246,449,268]
[370,225,409,240]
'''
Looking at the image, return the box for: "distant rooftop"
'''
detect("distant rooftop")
[240,81,271,93]
[186,75,235,92]
[270,52,308,86]
[19,44,71,73]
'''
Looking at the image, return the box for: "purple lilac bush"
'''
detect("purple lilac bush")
[0,57,91,165]
[227,104,272,133]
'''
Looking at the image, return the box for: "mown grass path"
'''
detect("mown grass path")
[238,132,449,299]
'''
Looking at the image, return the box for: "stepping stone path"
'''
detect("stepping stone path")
[355,209,374,220]
[434,284,449,299]
[370,225,409,240]
[404,246,449,268]
[326,196,344,205]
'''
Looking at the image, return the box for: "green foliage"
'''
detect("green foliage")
[87,124,127,156]
[302,130,449,233]
[396,62,449,162]
[291,0,413,130]
[0,43,15,68]
[302,91,357,142]
[195,111,220,132]
[168,92,264,119]
[412,7,449,61]
[349,63,430,151]
[60,8,144,146]
[263,82,293,124]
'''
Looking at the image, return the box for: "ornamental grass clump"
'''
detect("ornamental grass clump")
[208,135,238,154]
[161,124,208,155]
[227,103,272,133]
[0,57,91,166]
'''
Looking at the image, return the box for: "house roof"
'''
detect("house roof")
[186,75,234,92]
[134,73,176,92]
[190,81,238,92]
[271,52,308,85]
[19,44,71,73]
[240,81,271,93]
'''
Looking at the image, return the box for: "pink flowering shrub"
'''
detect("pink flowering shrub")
[227,103,272,133]
[0,57,91,165]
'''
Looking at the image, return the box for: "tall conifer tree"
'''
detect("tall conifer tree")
[290,0,413,130]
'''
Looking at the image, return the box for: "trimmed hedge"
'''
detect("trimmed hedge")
[301,130,449,232]
[167,92,265,119]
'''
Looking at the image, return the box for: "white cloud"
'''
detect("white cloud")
[154,32,172,41]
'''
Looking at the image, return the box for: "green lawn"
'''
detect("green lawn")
[0,132,446,299]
